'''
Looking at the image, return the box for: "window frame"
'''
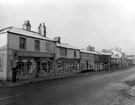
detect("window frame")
[46,42,53,52]
[74,51,77,58]
[35,40,40,51]
[19,37,26,50]
[60,48,67,57]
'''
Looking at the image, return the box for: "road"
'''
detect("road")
[0,67,135,105]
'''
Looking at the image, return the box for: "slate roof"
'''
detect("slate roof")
[0,27,55,42]
[57,43,79,50]
[111,55,120,59]
[80,49,100,55]
[99,52,112,56]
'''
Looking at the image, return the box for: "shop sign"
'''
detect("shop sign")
[0,57,3,72]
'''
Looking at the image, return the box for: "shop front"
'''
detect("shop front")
[15,57,54,80]
[94,62,100,71]
[80,61,87,71]
[80,61,94,71]
[57,59,80,74]
[8,50,55,80]
[88,61,94,70]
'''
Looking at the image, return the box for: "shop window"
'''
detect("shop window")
[81,62,87,70]
[20,37,26,50]
[35,40,40,51]
[16,59,35,75]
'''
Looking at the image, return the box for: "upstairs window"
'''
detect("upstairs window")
[20,37,26,50]
[74,51,77,58]
[60,48,67,57]
[46,42,53,52]
[35,40,40,51]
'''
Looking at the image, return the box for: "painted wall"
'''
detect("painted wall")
[0,33,7,49]
[80,52,94,61]
[8,33,55,53]
[0,33,8,80]
[67,49,80,59]
[0,50,7,80]
[56,47,80,59]
[56,47,60,59]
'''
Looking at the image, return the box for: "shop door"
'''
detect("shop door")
[37,60,40,73]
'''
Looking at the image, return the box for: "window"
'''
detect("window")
[60,48,67,57]
[35,40,40,51]
[46,42,52,52]
[20,37,26,50]
[74,51,77,58]
[0,57,3,72]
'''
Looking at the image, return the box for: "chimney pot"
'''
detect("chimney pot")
[54,37,61,44]
[23,20,31,31]
[38,23,46,37]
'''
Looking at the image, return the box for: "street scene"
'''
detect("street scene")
[0,0,135,105]
[0,67,135,105]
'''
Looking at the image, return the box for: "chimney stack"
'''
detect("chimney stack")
[38,23,46,37]
[87,45,95,51]
[23,20,31,31]
[54,37,61,44]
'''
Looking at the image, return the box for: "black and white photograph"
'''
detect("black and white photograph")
[0,0,135,104]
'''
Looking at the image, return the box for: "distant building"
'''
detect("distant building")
[87,45,95,52]
[100,52,111,70]
[0,20,56,81]
[80,50,95,71]
[110,49,128,69]
[126,55,135,65]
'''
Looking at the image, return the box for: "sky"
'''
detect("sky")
[0,0,135,55]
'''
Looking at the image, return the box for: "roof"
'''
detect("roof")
[111,55,120,59]
[126,55,135,58]
[57,43,79,50]
[80,49,100,55]
[110,49,123,54]
[0,27,55,42]
[99,52,112,56]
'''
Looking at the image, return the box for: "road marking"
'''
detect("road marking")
[0,94,23,101]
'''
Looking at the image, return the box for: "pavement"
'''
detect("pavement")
[0,67,133,87]
[0,72,84,86]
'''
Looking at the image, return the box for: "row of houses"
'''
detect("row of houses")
[0,20,134,81]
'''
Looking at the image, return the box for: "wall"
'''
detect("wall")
[67,49,80,59]
[56,47,60,59]
[0,50,7,80]
[0,33,8,80]
[56,47,80,59]
[94,54,100,62]
[80,52,94,61]
[8,33,55,53]
[0,33,7,49]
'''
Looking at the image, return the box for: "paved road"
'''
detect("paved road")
[0,67,135,105]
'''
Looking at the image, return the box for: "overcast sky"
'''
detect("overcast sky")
[0,0,135,54]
